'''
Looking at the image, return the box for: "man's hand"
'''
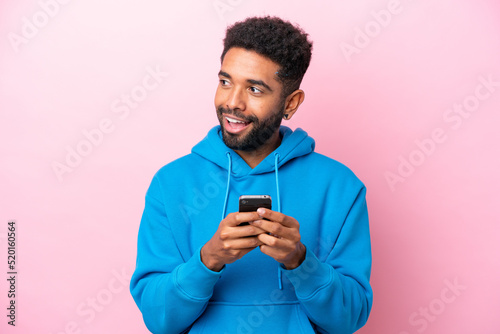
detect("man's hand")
[201,212,267,272]
[249,208,306,270]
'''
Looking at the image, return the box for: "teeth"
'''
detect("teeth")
[226,116,246,124]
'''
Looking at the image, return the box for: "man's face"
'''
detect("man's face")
[215,47,285,151]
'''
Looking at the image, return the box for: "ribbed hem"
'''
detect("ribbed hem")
[280,247,333,299]
[175,247,224,300]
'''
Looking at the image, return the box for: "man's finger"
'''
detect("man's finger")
[225,212,261,227]
[220,225,267,240]
[223,236,264,250]
[257,233,287,247]
[250,219,283,236]
[256,208,299,228]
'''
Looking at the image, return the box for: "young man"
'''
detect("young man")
[130,16,372,334]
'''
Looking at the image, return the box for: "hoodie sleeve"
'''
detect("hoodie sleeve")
[130,175,223,334]
[281,186,373,334]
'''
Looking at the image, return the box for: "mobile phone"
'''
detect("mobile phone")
[238,195,272,226]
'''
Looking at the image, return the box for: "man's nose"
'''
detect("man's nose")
[226,87,246,111]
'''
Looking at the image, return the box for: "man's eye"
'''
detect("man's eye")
[249,87,262,94]
[220,79,230,86]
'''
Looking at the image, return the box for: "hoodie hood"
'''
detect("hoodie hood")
[192,125,315,176]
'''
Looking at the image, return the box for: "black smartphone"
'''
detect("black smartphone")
[238,195,272,226]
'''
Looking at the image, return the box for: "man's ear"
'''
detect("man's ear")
[283,89,305,120]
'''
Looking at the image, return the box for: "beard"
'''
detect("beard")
[216,101,286,151]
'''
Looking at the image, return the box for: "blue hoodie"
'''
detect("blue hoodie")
[130,126,372,334]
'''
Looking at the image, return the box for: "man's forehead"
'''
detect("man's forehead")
[220,47,281,86]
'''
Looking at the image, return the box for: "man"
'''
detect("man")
[130,16,372,334]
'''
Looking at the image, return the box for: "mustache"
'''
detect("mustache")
[217,106,258,123]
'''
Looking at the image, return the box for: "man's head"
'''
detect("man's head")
[221,16,313,99]
[215,16,313,152]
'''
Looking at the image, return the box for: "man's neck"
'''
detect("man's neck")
[234,130,282,169]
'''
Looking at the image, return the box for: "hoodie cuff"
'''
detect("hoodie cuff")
[175,247,224,300]
[280,247,333,299]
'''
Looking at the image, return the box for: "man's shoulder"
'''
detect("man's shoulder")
[299,152,365,188]
[154,153,204,178]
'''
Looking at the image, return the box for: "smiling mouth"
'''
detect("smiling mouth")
[224,115,252,133]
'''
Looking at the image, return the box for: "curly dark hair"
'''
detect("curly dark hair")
[221,16,313,98]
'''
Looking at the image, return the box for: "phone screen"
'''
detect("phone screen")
[238,195,272,225]
[239,195,272,212]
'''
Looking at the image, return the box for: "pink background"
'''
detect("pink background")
[1,0,499,333]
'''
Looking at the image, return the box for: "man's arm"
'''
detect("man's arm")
[130,176,267,333]
[251,187,372,334]
[130,189,220,334]
[201,211,267,271]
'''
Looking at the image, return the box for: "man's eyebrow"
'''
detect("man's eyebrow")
[247,79,273,92]
[218,70,273,92]
[218,70,231,78]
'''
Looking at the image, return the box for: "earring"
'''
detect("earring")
[283,114,289,120]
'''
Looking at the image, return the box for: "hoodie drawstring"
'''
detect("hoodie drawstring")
[274,153,282,214]
[274,153,283,290]
[221,152,284,290]
[221,152,232,220]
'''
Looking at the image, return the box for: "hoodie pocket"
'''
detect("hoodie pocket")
[187,303,317,333]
